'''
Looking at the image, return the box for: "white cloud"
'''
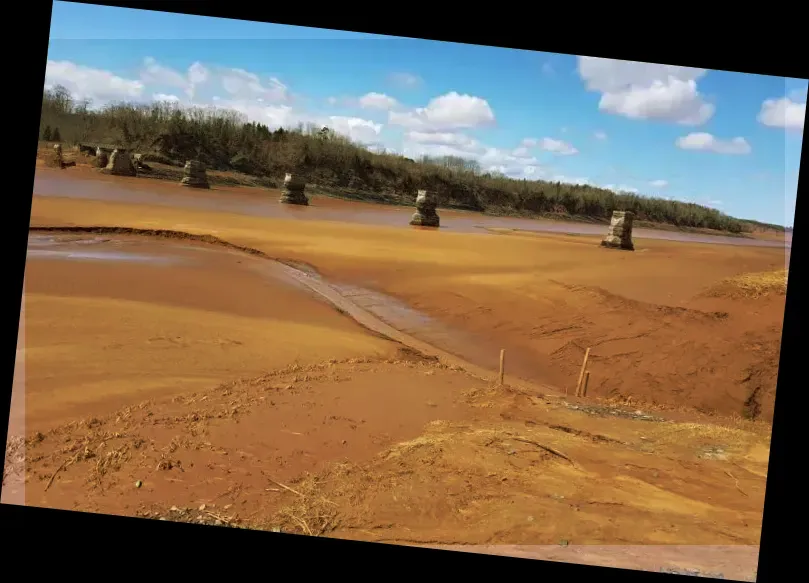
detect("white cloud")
[359,92,399,110]
[521,137,579,156]
[594,130,608,140]
[210,99,296,128]
[388,72,422,89]
[405,131,480,149]
[327,116,383,144]
[44,60,144,104]
[649,179,668,188]
[140,57,209,100]
[153,93,180,102]
[139,58,287,104]
[757,96,805,131]
[220,68,288,103]
[43,59,385,146]
[141,57,188,89]
[552,175,590,185]
[675,132,752,155]
[540,137,578,155]
[600,183,638,193]
[188,62,209,86]
[401,130,544,179]
[389,91,495,131]
[577,57,714,125]
[326,96,338,106]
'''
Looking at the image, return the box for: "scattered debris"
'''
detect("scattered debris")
[565,402,666,422]
[699,446,729,461]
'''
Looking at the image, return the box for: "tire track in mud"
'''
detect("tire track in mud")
[28,226,561,396]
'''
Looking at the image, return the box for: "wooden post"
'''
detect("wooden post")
[499,349,505,386]
[575,347,591,397]
[582,371,591,397]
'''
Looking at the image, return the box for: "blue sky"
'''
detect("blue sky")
[46,2,805,227]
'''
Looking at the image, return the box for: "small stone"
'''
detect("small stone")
[170,506,179,512]
[135,480,143,488]
[223,504,232,510]
[559,539,569,547]
[214,520,223,526]
[271,527,281,533]
[199,504,206,511]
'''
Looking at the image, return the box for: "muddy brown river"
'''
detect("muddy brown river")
[32,172,790,250]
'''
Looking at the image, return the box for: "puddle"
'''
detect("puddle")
[27,235,188,266]
[33,172,788,249]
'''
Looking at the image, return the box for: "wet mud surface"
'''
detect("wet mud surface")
[33,169,789,249]
[24,230,554,392]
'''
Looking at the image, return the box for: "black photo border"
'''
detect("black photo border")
[3,2,804,580]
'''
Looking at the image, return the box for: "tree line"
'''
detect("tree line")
[38,85,784,234]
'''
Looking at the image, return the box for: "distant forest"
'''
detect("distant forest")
[39,85,785,234]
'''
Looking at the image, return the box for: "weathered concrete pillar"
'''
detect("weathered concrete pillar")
[53,144,63,167]
[95,147,109,168]
[601,210,635,251]
[280,173,309,205]
[409,189,440,227]
[180,160,210,188]
[106,149,136,176]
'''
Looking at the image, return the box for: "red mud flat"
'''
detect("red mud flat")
[8,227,771,582]
[29,193,788,422]
[421,544,758,580]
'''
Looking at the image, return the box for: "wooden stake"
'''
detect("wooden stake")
[499,349,505,386]
[575,347,591,397]
[582,370,591,397]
